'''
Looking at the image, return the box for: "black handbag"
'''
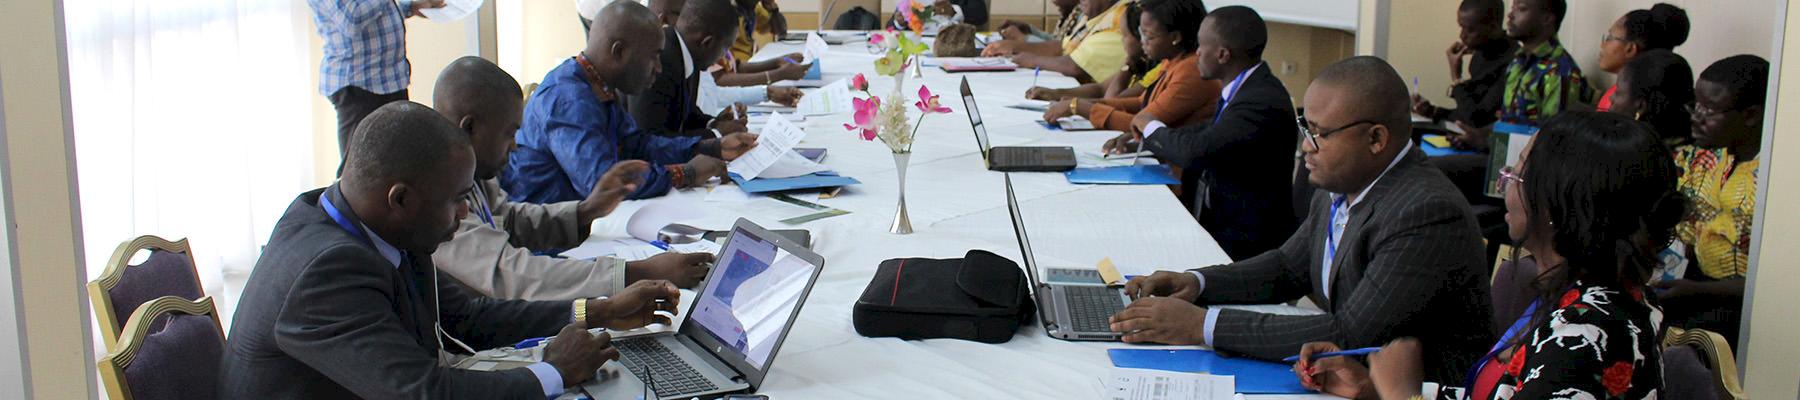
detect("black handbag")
[852,250,1036,343]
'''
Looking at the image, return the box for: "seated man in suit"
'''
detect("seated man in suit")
[1104,6,1297,260]
[220,101,681,399]
[503,1,758,203]
[630,0,751,138]
[430,57,715,298]
[1111,57,1494,385]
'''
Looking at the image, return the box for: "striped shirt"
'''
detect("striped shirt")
[308,0,414,96]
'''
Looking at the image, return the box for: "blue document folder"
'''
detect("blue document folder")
[804,62,823,80]
[728,171,859,193]
[1065,165,1179,185]
[1107,349,1310,394]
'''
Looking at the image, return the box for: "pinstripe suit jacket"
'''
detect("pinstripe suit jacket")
[1191,147,1494,384]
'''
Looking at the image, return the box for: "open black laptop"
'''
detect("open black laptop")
[960,77,1077,172]
[581,218,826,399]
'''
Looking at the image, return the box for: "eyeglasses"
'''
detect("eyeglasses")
[1296,115,1379,150]
[1686,102,1727,119]
[1601,33,1628,43]
[1496,165,1525,196]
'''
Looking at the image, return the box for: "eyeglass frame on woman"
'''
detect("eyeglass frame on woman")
[1496,165,1525,196]
[1295,115,1381,150]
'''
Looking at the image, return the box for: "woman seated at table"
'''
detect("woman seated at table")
[1606,49,1694,146]
[1292,111,1675,399]
[1022,1,1158,102]
[1039,0,1219,132]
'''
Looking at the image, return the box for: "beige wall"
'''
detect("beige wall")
[0,0,99,398]
[1743,2,1800,398]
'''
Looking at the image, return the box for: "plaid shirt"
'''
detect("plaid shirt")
[309,0,414,96]
[1499,39,1594,126]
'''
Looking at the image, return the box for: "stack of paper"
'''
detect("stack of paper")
[1105,369,1235,400]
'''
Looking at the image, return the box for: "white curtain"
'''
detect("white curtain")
[64,0,318,332]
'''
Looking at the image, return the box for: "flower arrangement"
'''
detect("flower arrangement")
[843,30,948,154]
[893,0,934,35]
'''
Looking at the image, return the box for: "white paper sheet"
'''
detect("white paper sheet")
[936,57,1018,69]
[756,150,829,179]
[795,79,852,116]
[1008,99,1052,112]
[1105,369,1235,400]
[803,32,830,64]
[420,0,482,22]
[706,184,757,203]
[727,112,808,180]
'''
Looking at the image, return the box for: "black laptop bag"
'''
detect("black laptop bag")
[852,250,1036,343]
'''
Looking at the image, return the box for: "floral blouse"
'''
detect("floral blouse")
[1484,282,1663,400]
[1673,145,1757,279]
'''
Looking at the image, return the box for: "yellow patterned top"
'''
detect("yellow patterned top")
[1137,61,1165,88]
[1673,145,1758,279]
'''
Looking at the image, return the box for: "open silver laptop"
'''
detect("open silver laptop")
[582,218,826,399]
[962,78,1077,172]
[780,0,851,43]
[1003,174,1130,341]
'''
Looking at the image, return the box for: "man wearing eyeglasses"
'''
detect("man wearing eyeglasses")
[1114,57,1494,385]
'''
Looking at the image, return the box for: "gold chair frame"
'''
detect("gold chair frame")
[88,235,202,349]
[1664,326,1746,400]
[96,295,223,400]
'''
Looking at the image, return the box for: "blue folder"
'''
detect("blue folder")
[1065,165,1179,185]
[1107,349,1310,394]
[728,171,860,193]
[804,62,823,80]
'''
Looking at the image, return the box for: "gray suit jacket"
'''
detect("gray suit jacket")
[433,178,628,300]
[220,186,574,399]
[1192,148,1494,383]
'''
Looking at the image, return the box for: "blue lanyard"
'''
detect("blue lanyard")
[1461,300,1541,395]
[470,183,495,228]
[320,192,371,246]
[1324,196,1346,267]
[1213,64,1258,124]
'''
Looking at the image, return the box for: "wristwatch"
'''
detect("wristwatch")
[572,298,588,325]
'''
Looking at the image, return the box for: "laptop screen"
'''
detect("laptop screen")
[689,226,818,370]
[960,78,991,160]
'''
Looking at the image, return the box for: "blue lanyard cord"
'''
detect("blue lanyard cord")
[1324,196,1346,265]
[1461,300,1541,394]
[1213,64,1258,124]
[470,183,495,228]
[320,193,371,246]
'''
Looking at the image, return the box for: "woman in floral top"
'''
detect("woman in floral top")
[1296,112,1676,399]
[1658,55,1767,347]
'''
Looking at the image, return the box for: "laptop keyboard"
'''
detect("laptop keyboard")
[616,338,719,398]
[1063,286,1127,333]
[994,148,1042,166]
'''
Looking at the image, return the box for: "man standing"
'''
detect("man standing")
[1113,57,1493,385]
[1108,6,1297,260]
[630,0,751,138]
[220,101,681,399]
[308,0,444,175]
[430,57,715,300]
[503,1,758,203]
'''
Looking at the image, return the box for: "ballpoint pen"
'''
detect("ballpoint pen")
[1031,67,1041,87]
[1282,346,1383,362]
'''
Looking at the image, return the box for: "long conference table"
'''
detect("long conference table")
[572,36,1336,399]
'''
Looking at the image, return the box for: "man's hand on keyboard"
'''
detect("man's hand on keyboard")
[544,325,620,385]
[1108,297,1209,345]
[589,280,682,330]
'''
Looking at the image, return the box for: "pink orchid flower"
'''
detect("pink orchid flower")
[868,32,886,46]
[844,96,882,141]
[850,73,869,92]
[913,86,952,114]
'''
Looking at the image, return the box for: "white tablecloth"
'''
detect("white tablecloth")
[571,37,1335,399]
